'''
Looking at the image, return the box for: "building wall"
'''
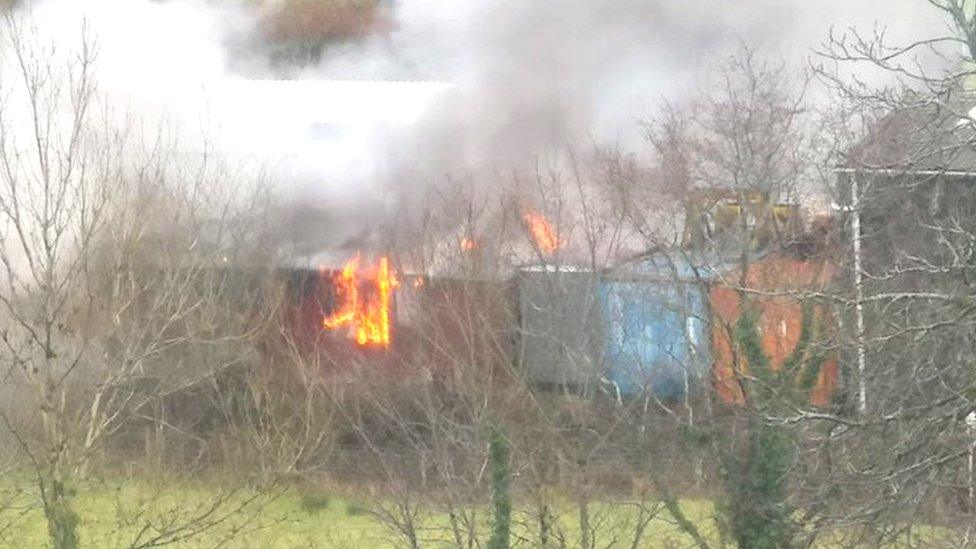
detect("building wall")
[838,171,976,412]
[599,279,710,398]
[411,277,516,377]
[517,254,716,398]
[518,270,605,390]
[710,256,839,407]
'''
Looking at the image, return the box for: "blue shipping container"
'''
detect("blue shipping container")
[598,251,750,398]
[519,251,748,399]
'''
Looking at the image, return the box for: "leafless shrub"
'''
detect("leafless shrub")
[0,11,304,547]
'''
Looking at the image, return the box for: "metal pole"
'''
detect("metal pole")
[967,412,976,505]
[851,174,867,415]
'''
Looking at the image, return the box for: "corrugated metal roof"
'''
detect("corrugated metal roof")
[607,248,769,282]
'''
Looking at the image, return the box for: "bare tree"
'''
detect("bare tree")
[0,12,292,548]
[779,0,976,544]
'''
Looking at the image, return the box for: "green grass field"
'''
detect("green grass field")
[0,475,953,548]
[0,475,723,548]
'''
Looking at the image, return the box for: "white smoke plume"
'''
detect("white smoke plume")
[3,0,952,260]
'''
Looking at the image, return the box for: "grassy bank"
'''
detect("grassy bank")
[0,475,952,547]
[0,474,723,548]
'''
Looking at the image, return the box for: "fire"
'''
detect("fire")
[522,208,561,254]
[459,236,478,251]
[322,254,399,347]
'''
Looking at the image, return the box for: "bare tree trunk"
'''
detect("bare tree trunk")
[488,421,511,549]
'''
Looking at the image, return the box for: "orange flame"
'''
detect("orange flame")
[459,236,478,251]
[322,254,399,347]
[522,208,561,254]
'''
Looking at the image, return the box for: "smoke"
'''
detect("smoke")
[350,0,947,150]
[8,1,239,140]
[5,0,951,261]
[308,0,949,252]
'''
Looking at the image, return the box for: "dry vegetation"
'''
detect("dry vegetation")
[3,1,976,549]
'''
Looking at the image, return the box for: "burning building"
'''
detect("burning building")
[271,169,839,409]
[321,254,399,348]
